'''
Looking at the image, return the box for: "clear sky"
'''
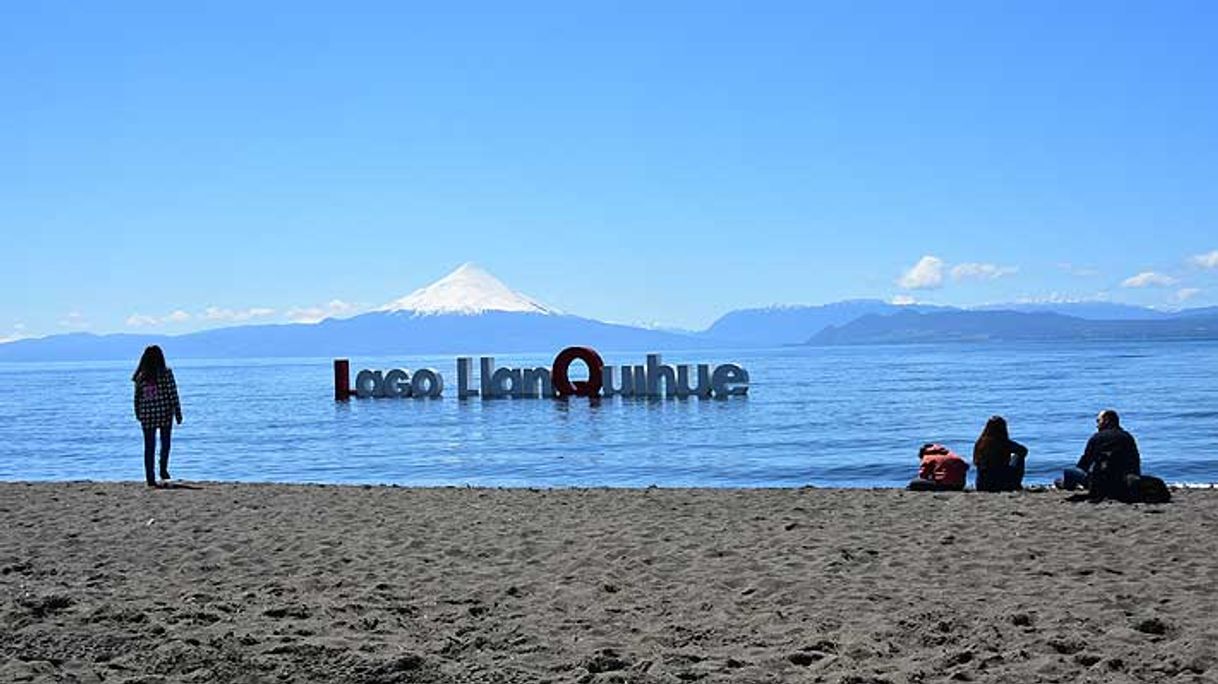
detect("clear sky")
[3,1,1216,340]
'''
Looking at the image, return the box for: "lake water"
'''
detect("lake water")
[1,343,1215,487]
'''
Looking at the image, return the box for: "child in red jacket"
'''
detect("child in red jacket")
[908,443,968,491]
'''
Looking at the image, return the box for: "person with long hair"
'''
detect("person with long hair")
[973,415,1028,492]
[133,345,183,487]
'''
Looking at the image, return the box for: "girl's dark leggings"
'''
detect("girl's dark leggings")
[142,424,172,485]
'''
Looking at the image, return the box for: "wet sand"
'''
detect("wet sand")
[1,482,1215,683]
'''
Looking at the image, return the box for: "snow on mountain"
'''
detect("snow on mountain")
[382,263,556,316]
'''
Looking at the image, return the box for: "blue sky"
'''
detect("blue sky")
[3,1,1216,340]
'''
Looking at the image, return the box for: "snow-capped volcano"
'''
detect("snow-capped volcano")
[383,263,555,316]
[1,261,726,361]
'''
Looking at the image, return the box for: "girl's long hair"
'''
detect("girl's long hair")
[973,415,1010,465]
[133,345,168,383]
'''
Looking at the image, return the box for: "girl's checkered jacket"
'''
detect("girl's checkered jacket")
[134,369,182,428]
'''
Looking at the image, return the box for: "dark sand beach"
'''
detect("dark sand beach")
[1,483,1215,683]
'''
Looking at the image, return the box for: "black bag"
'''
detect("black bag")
[1132,475,1172,504]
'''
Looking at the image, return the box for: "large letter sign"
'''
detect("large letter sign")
[335,346,749,401]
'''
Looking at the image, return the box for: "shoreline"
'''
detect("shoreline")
[3,478,1218,490]
[2,482,1215,682]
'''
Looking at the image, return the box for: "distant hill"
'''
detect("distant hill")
[0,265,713,362]
[973,302,1172,320]
[703,300,1216,346]
[808,309,1218,345]
[0,313,724,362]
[701,300,951,346]
[8,268,1218,360]
[1172,305,1218,319]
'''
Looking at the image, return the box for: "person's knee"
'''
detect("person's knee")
[1061,467,1088,490]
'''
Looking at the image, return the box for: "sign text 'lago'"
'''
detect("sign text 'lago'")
[333,347,749,401]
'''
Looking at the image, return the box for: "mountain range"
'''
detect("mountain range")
[3,263,1218,361]
[0,264,715,362]
[711,301,1218,346]
[809,309,1218,345]
[701,300,952,346]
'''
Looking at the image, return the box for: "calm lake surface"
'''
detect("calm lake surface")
[1,343,1215,487]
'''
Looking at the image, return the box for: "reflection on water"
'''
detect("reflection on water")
[1,342,1216,487]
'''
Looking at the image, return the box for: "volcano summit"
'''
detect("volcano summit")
[0,264,711,361]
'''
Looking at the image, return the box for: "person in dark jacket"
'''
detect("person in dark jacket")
[973,415,1029,492]
[1059,409,1141,499]
[133,345,183,487]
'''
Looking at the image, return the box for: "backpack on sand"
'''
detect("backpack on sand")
[1131,475,1171,504]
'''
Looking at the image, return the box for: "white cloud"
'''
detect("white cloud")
[1175,287,1202,302]
[126,310,194,328]
[1190,251,1218,269]
[890,295,918,306]
[1121,271,1179,288]
[285,299,361,324]
[0,324,27,344]
[59,312,89,329]
[898,256,1015,290]
[203,306,277,322]
[1014,292,1111,305]
[951,262,1018,281]
[898,256,945,290]
[1058,262,1099,277]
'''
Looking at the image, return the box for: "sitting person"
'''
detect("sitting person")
[1059,409,1141,500]
[973,415,1029,492]
[908,443,968,491]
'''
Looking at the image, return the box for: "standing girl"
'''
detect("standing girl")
[133,345,183,487]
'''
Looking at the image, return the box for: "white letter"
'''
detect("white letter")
[602,366,627,398]
[520,367,553,398]
[411,368,444,398]
[646,353,676,398]
[632,366,647,395]
[480,357,497,398]
[491,367,522,398]
[355,369,383,399]
[676,364,713,399]
[457,357,478,399]
[711,364,749,398]
[383,369,412,398]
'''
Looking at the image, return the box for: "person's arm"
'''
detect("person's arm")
[133,381,140,419]
[1077,434,1097,471]
[1009,439,1029,458]
[167,370,183,424]
[1128,434,1141,476]
[918,458,933,481]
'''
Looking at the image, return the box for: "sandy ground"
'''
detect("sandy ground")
[1,483,1215,683]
